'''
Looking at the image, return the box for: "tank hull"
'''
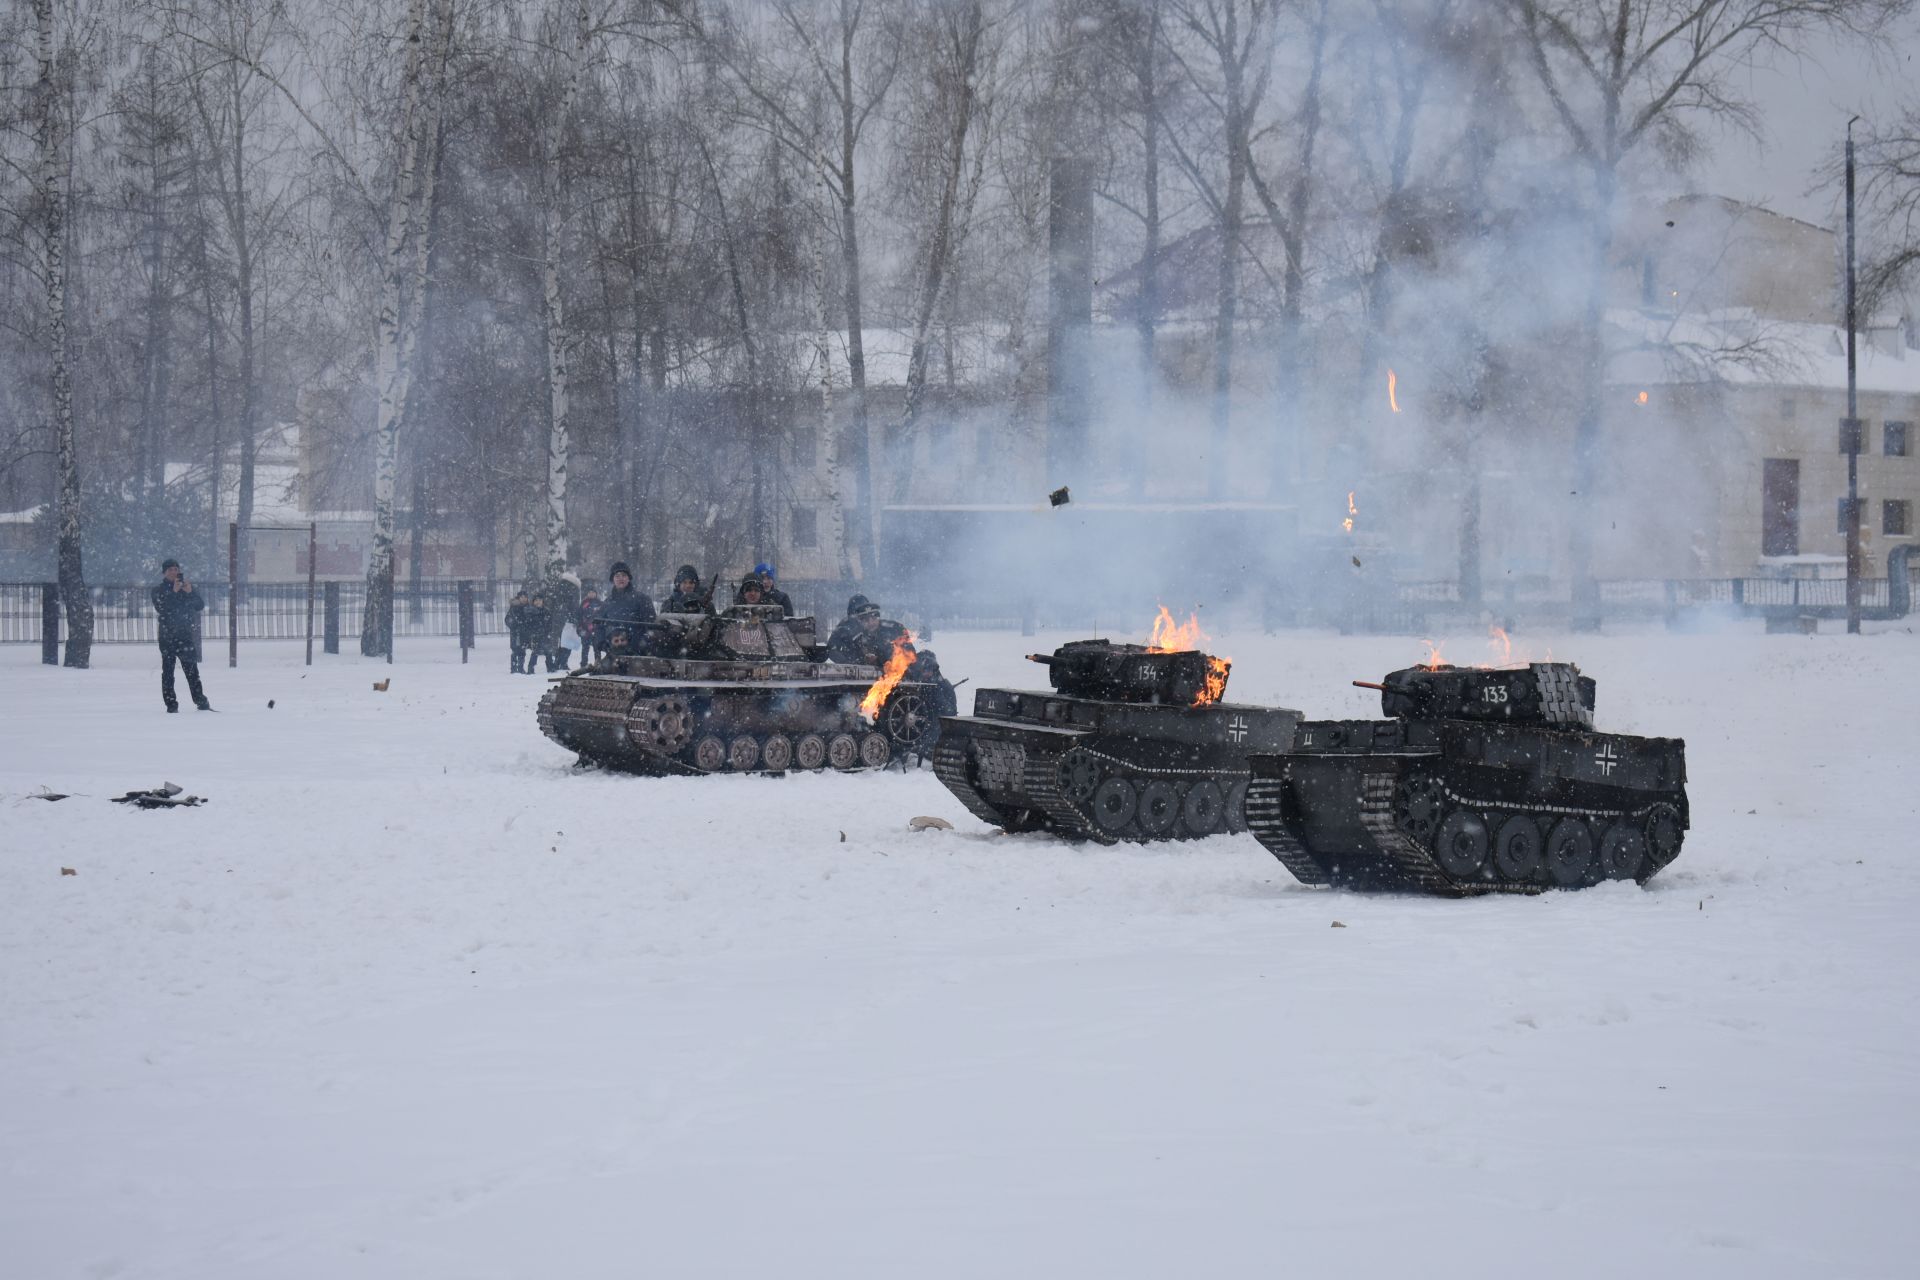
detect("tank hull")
[1245,716,1689,895]
[538,658,944,775]
[934,686,1301,842]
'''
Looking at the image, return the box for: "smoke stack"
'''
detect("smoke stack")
[1048,157,1094,480]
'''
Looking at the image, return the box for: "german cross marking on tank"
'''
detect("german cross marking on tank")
[1228,715,1250,743]
[1593,742,1619,776]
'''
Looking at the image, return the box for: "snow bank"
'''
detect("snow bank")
[2,624,1916,1278]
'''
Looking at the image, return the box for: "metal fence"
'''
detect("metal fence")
[0,579,520,645]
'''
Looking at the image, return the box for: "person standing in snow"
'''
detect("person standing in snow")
[505,590,534,673]
[576,589,603,663]
[522,593,552,676]
[151,559,211,712]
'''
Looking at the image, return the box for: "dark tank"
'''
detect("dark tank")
[933,639,1301,842]
[1244,662,1688,895]
[538,604,952,774]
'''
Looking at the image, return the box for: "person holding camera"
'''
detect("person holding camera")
[151,558,211,713]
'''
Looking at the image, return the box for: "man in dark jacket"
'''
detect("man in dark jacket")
[752,562,795,617]
[505,591,533,672]
[596,562,657,656]
[826,594,908,667]
[151,559,211,712]
[661,564,713,614]
[522,594,552,675]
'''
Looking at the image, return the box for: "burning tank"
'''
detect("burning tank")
[538,604,951,774]
[1244,662,1688,895]
[933,614,1302,842]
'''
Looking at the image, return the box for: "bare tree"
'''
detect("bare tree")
[1509,0,1908,615]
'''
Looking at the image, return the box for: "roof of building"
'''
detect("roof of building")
[1607,308,1920,395]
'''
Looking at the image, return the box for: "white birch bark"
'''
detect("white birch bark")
[361,0,437,655]
[541,0,591,582]
[811,215,853,580]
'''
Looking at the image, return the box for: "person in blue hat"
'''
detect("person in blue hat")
[746,562,794,617]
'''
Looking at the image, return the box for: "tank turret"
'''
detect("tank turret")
[1026,639,1229,707]
[1357,662,1596,729]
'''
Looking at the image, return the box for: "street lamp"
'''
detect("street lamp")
[1844,117,1863,636]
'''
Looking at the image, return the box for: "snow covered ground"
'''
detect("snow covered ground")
[2,622,1917,1279]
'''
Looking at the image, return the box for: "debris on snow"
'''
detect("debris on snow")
[1331,920,1347,928]
[29,787,69,801]
[59,867,75,876]
[909,816,954,831]
[373,679,391,692]
[110,783,205,809]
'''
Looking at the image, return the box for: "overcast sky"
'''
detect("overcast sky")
[1695,18,1920,225]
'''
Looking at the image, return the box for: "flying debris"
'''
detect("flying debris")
[1048,486,1071,507]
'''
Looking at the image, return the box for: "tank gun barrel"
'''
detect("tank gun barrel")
[1025,653,1057,665]
[1351,680,1386,691]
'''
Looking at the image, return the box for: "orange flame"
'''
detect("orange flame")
[1387,369,1401,413]
[859,631,917,720]
[1635,390,1649,405]
[1488,625,1514,665]
[1146,606,1232,706]
[1420,638,1446,670]
[1343,490,1356,534]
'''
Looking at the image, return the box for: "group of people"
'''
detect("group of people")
[505,561,807,673]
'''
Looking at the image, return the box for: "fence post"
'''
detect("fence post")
[323,581,340,654]
[305,522,317,666]
[228,521,239,668]
[40,582,59,665]
[458,581,475,664]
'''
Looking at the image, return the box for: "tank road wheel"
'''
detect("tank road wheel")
[1091,777,1138,835]
[1545,817,1599,888]
[1434,809,1492,880]
[1642,803,1686,879]
[693,735,728,772]
[794,733,829,771]
[760,735,794,773]
[827,733,861,770]
[1181,779,1226,836]
[727,736,761,771]
[1136,780,1179,838]
[881,692,936,754]
[1599,821,1648,881]
[1393,771,1446,846]
[1224,780,1249,833]
[859,732,893,768]
[1059,751,1101,804]
[651,697,694,752]
[1493,815,1545,882]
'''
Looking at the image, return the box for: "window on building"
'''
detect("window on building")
[1886,421,1910,458]
[790,425,817,469]
[1781,397,1797,421]
[1840,418,1867,454]
[1762,459,1799,556]
[790,506,818,550]
[1886,500,1912,537]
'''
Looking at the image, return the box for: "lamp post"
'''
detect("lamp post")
[1845,117,1863,636]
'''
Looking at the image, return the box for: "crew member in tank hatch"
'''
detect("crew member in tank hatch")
[826,594,908,666]
[753,563,795,617]
[595,562,656,655]
[661,564,712,614]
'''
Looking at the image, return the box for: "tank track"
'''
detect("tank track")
[540,684,904,777]
[938,727,1252,844]
[1246,757,1686,896]
[1240,767,1329,886]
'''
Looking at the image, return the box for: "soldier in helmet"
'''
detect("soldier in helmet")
[752,562,795,617]
[735,574,770,608]
[826,594,907,666]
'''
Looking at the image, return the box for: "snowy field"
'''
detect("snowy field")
[3,622,1917,1279]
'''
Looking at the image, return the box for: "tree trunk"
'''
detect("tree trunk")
[813,223,854,580]
[897,2,985,482]
[540,0,591,582]
[361,0,441,656]
[1131,10,1161,499]
[833,10,881,577]
[1568,160,1616,626]
[1210,96,1245,501]
[36,0,91,667]
[1459,462,1482,609]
